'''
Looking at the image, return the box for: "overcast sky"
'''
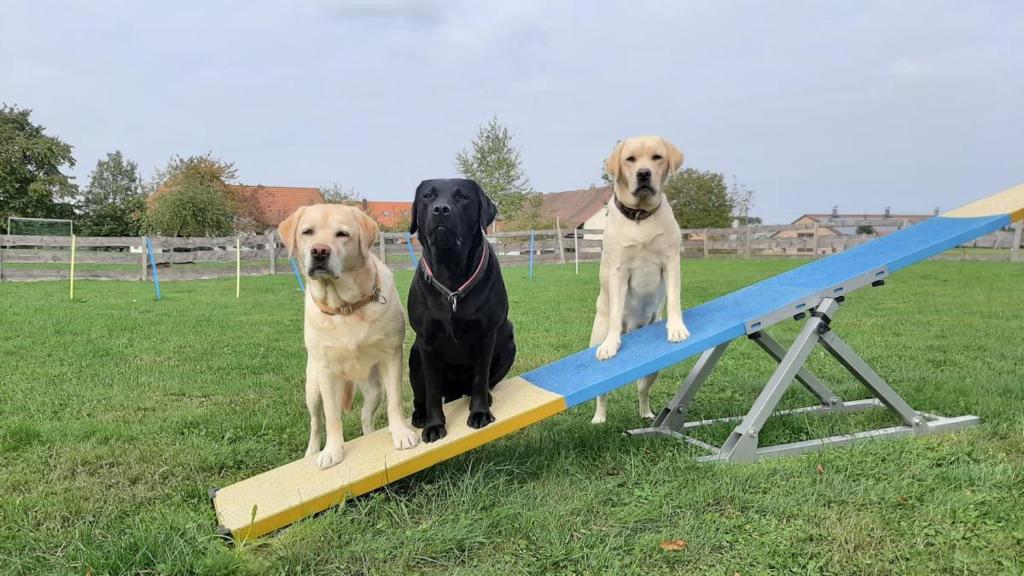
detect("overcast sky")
[3,1,1021,222]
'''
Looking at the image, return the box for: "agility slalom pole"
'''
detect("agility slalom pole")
[145,236,161,301]
[69,234,76,300]
[289,258,305,292]
[574,231,579,274]
[235,237,241,299]
[529,230,535,279]
[406,232,419,268]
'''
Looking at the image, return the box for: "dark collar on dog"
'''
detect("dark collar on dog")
[312,265,387,316]
[420,230,489,312]
[614,195,660,222]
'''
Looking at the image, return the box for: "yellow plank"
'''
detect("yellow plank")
[213,376,566,541]
[944,183,1024,221]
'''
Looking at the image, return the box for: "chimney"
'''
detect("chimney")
[831,205,838,218]
[884,206,891,218]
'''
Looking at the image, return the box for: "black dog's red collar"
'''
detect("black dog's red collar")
[420,230,490,312]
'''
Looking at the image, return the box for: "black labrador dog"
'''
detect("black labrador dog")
[407,178,516,442]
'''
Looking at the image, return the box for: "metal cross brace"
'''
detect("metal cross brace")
[628,297,980,463]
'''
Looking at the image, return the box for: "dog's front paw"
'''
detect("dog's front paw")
[304,441,320,458]
[596,337,621,360]
[422,423,448,443]
[315,444,344,470]
[667,320,690,343]
[467,410,495,429]
[411,407,426,429]
[391,425,420,450]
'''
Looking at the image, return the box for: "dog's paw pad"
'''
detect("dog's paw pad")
[315,446,344,470]
[667,323,690,343]
[391,427,420,450]
[596,339,620,360]
[467,410,496,429]
[422,424,447,443]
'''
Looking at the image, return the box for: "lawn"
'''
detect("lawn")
[1,259,1022,575]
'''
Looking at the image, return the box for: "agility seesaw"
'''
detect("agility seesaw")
[212,184,1023,541]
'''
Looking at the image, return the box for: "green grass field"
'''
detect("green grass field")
[1,259,1022,575]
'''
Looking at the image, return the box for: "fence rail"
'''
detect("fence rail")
[1,218,1020,282]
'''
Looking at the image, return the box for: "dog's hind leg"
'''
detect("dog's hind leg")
[304,356,323,458]
[357,373,381,436]
[635,371,659,420]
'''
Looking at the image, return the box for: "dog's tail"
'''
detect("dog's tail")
[341,381,355,414]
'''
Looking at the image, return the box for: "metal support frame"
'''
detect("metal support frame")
[628,297,979,463]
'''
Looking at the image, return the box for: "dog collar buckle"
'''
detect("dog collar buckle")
[448,293,459,312]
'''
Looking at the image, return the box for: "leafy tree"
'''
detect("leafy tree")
[856,225,875,235]
[78,151,146,236]
[455,116,533,218]
[145,154,240,236]
[663,168,734,228]
[319,182,361,205]
[0,105,78,232]
[503,192,553,231]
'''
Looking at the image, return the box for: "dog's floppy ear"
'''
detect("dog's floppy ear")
[604,140,624,184]
[409,181,425,235]
[278,206,306,258]
[662,137,684,172]
[355,208,380,258]
[475,181,498,229]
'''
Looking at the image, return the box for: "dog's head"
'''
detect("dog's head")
[410,178,497,252]
[605,135,684,210]
[278,204,379,280]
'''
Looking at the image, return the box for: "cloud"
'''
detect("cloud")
[311,0,445,27]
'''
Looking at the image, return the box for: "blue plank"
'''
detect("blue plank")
[524,215,1009,407]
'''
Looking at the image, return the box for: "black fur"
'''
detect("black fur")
[407,178,516,442]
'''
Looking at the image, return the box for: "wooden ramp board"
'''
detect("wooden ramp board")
[212,184,1023,541]
[212,377,565,540]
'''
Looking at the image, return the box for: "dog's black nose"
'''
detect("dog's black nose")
[431,203,452,216]
[311,244,331,259]
[637,168,652,182]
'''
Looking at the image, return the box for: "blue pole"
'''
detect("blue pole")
[290,258,306,292]
[406,232,419,268]
[145,236,161,301]
[529,230,535,279]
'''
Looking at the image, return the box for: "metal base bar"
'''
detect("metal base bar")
[627,297,980,463]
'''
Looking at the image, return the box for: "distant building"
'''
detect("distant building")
[360,200,413,230]
[772,207,935,240]
[539,185,613,237]
[229,185,324,228]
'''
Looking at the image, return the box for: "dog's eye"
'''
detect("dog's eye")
[302,228,314,235]
[455,192,469,201]
[625,156,636,163]
[335,230,349,238]
[652,154,663,161]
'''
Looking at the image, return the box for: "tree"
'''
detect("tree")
[856,225,875,235]
[503,192,553,231]
[729,177,756,225]
[319,182,360,205]
[144,154,241,236]
[663,168,734,228]
[78,151,146,236]
[455,116,533,218]
[0,105,78,232]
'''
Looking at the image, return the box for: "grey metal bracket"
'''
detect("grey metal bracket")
[628,297,980,463]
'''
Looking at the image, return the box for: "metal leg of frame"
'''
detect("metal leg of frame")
[750,331,842,406]
[715,299,839,462]
[626,342,730,439]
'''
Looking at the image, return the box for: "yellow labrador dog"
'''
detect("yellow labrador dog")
[590,135,690,424]
[279,204,419,470]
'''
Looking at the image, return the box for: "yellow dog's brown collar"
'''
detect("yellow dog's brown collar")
[311,266,387,316]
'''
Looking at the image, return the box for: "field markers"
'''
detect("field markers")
[69,234,76,300]
[405,232,419,268]
[145,237,161,301]
[290,259,305,292]
[529,230,535,279]
[235,237,241,299]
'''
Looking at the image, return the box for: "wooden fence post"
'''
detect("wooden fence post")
[703,229,709,259]
[574,230,579,274]
[812,223,819,257]
[379,232,386,263]
[267,231,277,275]
[139,237,147,281]
[0,235,5,282]
[1012,219,1023,262]
[555,218,566,264]
[744,226,751,259]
